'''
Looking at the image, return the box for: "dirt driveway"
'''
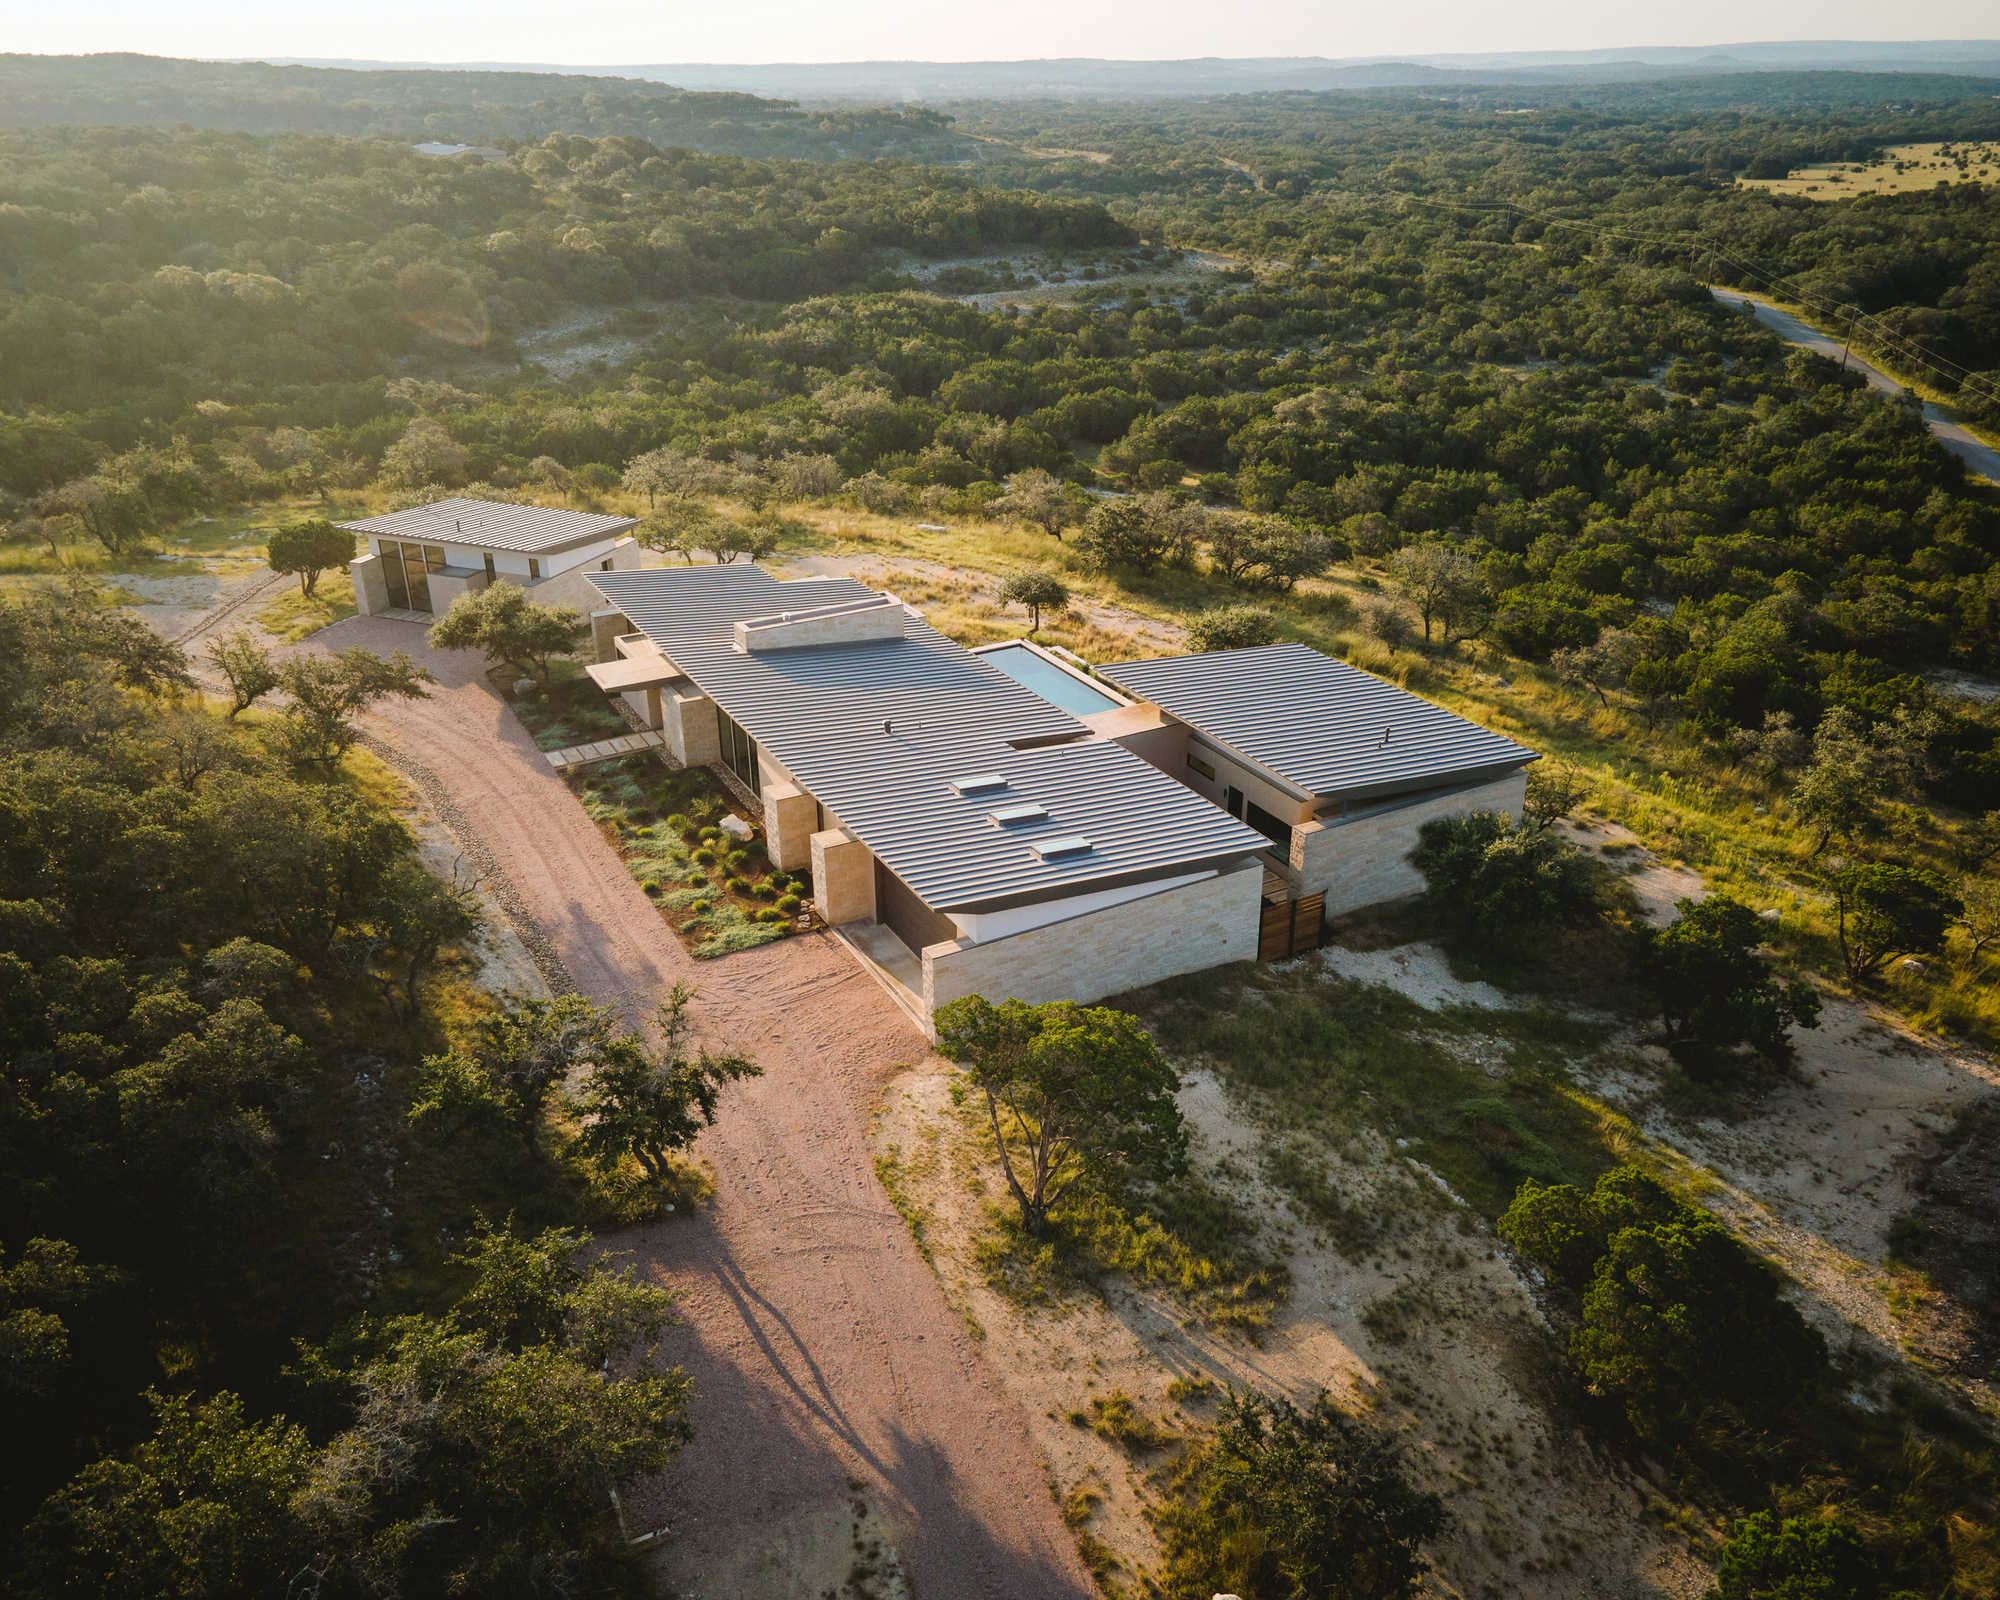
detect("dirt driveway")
[304,616,1094,1599]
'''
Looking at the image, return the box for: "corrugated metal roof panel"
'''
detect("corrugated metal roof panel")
[1099,642,1536,801]
[340,498,637,555]
[593,566,1268,911]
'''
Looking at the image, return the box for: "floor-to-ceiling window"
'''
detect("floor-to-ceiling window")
[716,708,761,796]
[378,541,446,612]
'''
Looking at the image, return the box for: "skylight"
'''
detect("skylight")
[1030,835,1092,860]
[989,803,1049,826]
[948,773,1008,796]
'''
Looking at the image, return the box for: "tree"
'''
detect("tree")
[334,859,485,1026]
[21,1390,316,1598]
[997,569,1070,632]
[1828,863,1961,980]
[570,983,762,1208]
[772,452,843,500]
[1729,709,1810,772]
[203,627,277,719]
[412,994,619,1161]
[39,477,148,557]
[1550,628,1640,709]
[1501,1167,1826,1449]
[265,518,353,596]
[1954,810,2000,872]
[992,468,1078,540]
[1788,708,1884,856]
[1,1239,110,1400]
[1184,605,1277,653]
[622,446,722,506]
[1364,603,1416,653]
[272,648,434,773]
[426,582,585,686]
[1708,1512,1880,1600]
[1073,496,1170,574]
[1385,541,1490,644]
[1409,812,1601,934]
[1633,896,1822,1061]
[842,470,907,514]
[1956,875,2000,958]
[1156,1388,1447,1600]
[377,417,468,490]
[933,996,1188,1236]
[1522,759,1592,831]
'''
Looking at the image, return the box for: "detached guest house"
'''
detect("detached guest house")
[342,499,642,620]
[586,563,1536,1032]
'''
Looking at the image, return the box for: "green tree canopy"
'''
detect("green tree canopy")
[426,583,586,686]
[1409,812,1602,934]
[996,569,1070,631]
[265,519,354,597]
[934,995,1187,1236]
[1634,895,1822,1062]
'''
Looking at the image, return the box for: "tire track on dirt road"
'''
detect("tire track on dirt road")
[306,616,1094,1600]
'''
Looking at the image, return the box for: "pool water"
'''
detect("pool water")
[979,643,1122,716]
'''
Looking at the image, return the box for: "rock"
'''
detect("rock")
[719,814,754,840]
[1759,908,1782,922]
[1899,957,1927,974]
[1754,804,1768,815]
[512,678,537,696]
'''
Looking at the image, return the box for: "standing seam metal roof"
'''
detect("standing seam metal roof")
[591,566,1269,912]
[1098,642,1537,802]
[339,497,638,555]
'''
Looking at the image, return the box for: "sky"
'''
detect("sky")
[12,1,1998,66]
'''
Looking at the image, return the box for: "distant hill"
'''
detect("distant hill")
[0,53,973,160]
[246,42,2000,101]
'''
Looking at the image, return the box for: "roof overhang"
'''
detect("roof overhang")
[584,658,679,694]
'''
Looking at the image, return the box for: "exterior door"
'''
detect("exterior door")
[1226,785,1245,819]
[380,543,410,609]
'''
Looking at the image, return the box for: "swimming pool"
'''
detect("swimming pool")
[978,643,1122,716]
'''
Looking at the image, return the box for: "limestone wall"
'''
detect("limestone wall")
[350,553,390,617]
[1288,770,1527,915]
[923,859,1262,1016]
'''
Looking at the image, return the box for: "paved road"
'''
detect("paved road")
[1711,288,2000,484]
[310,616,1094,1600]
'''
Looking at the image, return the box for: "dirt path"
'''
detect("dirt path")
[298,616,1095,1600]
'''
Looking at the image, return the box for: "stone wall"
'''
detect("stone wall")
[1288,770,1527,915]
[350,553,390,617]
[811,828,876,924]
[764,784,820,872]
[923,859,1262,1016]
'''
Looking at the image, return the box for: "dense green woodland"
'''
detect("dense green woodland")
[3,70,2000,1597]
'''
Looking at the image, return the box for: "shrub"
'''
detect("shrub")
[686,873,706,887]
[776,894,802,914]
[766,871,792,891]
[752,908,783,923]
[697,826,722,842]
[724,849,749,870]
[1709,1512,1879,1600]
[1408,812,1602,933]
[724,876,750,894]
[1500,1167,1827,1449]
[1631,896,1822,1064]
[1828,863,1962,979]
[687,899,712,914]
[1154,1388,1446,1600]
[691,848,717,866]
[751,882,776,900]
[1183,605,1277,653]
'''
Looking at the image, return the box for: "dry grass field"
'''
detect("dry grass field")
[1738,140,2000,199]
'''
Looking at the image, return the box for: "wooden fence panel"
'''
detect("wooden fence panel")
[1258,901,1294,961]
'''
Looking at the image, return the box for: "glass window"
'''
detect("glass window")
[716,709,762,797]
[397,540,435,613]
[483,553,496,580]
[380,540,409,608]
[1186,752,1216,781]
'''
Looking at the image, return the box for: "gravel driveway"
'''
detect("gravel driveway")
[308,616,1094,1599]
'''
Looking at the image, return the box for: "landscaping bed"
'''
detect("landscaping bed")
[500,667,816,958]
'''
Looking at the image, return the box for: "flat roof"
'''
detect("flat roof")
[1099,642,1537,803]
[592,566,1268,914]
[340,498,638,555]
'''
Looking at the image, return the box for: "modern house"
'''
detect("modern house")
[584,563,1536,1031]
[342,498,642,620]
[1096,643,1538,917]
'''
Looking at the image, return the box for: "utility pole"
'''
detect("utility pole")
[1839,307,1859,370]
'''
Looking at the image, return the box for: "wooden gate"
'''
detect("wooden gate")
[1258,893,1324,961]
